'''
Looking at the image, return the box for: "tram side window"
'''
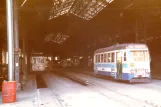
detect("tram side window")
[95,55,98,63]
[101,54,104,63]
[98,55,100,63]
[103,53,107,63]
[111,52,115,63]
[32,58,36,64]
[95,55,97,63]
[40,58,44,63]
[107,53,111,62]
[37,58,41,63]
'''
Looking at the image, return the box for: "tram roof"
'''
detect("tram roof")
[94,43,148,53]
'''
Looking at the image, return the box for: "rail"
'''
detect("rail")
[53,70,92,86]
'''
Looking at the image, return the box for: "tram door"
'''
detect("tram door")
[116,52,123,79]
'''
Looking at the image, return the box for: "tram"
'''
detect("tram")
[94,43,151,82]
[31,55,53,71]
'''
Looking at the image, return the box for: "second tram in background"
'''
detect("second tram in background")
[31,53,53,72]
[94,43,151,82]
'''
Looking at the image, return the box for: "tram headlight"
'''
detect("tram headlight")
[130,63,134,67]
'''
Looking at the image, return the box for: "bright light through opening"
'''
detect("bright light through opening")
[55,57,58,61]
[49,0,114,20]
[21,0,27,7]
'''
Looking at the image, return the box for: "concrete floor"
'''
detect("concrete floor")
[0,69,161,107]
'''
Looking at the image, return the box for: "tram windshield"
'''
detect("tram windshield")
[128,50,149,62]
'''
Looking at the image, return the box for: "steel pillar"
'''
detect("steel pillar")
[27,47,31,73]
[13,0,20,89]
[22,38,27,81]
[0,49,2,76]
[144,22,147,44]
[135,20,139,43]
[6,0,14,81]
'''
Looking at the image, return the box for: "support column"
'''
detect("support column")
[22,38,27,82]
[0,49,2,76]
[135,20,139,43]
[144,22,147,44]
[13,0,20,89]
[6,0,14,81]
[27,46,31,73]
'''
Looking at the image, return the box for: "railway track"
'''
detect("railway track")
[60,71,161,107]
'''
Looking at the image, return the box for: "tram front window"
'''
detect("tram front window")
[128,50,149,62]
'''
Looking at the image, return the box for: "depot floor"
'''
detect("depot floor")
[0,69,161,107]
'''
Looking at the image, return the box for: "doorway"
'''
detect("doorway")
[116,52,123,79]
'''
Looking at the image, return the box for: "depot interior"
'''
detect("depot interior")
[0,0,161,74]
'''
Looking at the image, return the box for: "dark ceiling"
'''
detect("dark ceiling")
[1,0,161,56]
